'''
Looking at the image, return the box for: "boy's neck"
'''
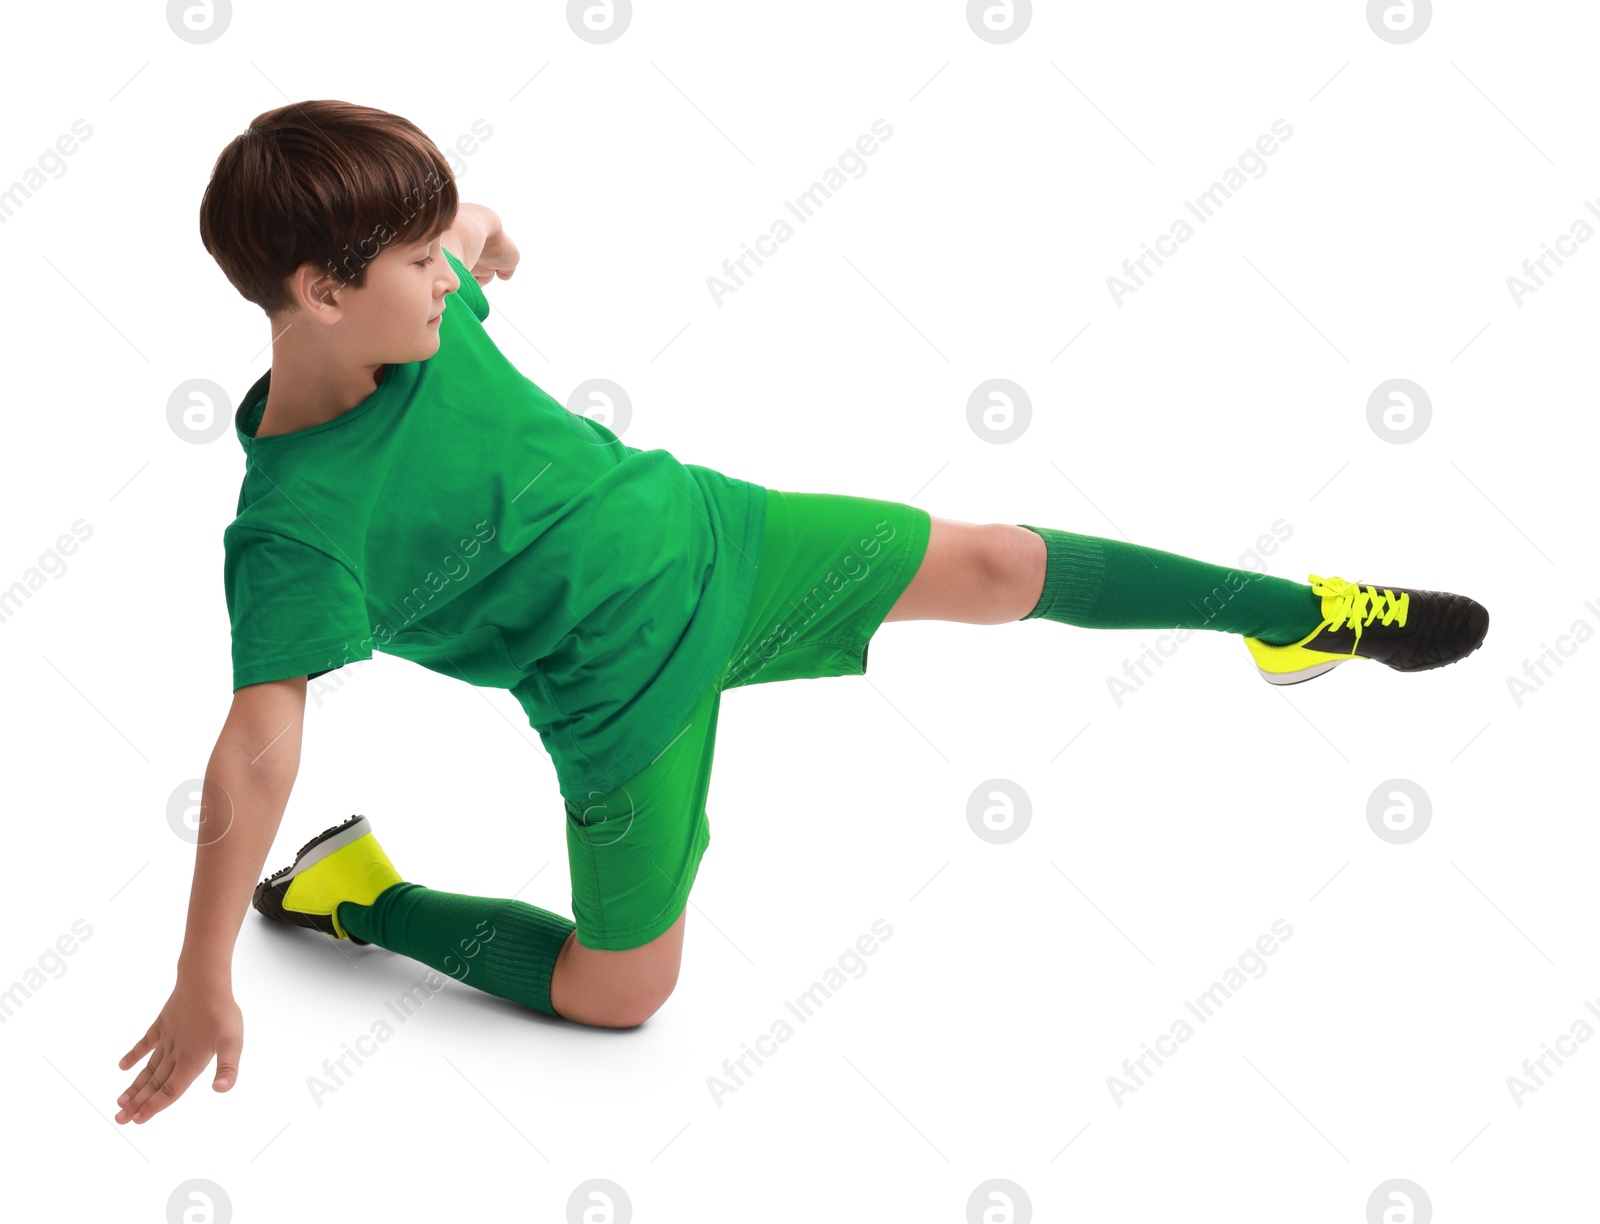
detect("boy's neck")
[257,327,386,438]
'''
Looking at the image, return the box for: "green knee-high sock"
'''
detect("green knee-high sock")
[1017,524,1324,645]
[336,883,576,1018]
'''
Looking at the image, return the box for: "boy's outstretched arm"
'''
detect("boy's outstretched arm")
[441,202,519,287]
[114,677,307,1124]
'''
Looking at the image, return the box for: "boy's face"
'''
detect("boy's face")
[319,230,460,362]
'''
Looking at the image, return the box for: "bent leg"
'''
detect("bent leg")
[550,910,685,1028]
[333,678,715,1032]
[550,677,719,1026]
[336,882,684,1030]
[336,883,577,1019]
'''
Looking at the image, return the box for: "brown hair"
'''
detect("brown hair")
[199,100,458,317]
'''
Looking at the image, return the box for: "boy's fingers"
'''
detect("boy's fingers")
[120,1049,178,1122]
[117,1051,160,1107]
[214,1034,243,1091]
[118,1027,158,1069]
[128,1081,177,1124]
[117,1068,159,1121]
[133,1057,200,1123]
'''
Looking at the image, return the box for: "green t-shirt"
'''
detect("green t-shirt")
[223,247,767,801]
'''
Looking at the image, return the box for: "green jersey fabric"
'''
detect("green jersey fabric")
[223,247,767,802]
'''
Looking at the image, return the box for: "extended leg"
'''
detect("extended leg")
[1011,522,1324,641]
[888,516,1321,640]
[883,514,1489,679]
[885,518,1047,624]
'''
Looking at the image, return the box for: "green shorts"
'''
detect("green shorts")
[563,486,932,949]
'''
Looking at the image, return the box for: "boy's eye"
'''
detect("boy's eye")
[416,254,435,268]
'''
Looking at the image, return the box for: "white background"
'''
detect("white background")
[1,2,1594,1221]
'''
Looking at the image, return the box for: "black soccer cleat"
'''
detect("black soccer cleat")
[1244,574,1490,685]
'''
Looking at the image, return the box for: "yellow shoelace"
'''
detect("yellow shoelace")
[1308,574,1410,654]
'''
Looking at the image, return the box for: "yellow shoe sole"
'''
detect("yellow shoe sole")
[1243,635,1365,685]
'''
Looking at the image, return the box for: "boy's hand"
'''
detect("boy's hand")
[115,977,243,1124]
[470,222,519,287]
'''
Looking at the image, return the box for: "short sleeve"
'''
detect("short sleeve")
[223,527,374,690]
[442,247,490,323]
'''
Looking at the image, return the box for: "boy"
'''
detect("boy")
[113,100,1489,1125]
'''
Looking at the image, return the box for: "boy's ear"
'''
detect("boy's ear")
[294,260,347,320]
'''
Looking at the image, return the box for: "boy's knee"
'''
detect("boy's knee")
[557,910,686,1027]
[570,944,681,1028]
[980,524,1043,608]
[596,977,677,1029]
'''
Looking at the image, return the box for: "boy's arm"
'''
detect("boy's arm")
[440,202,519,287]
[178,677,306,979]
[439,202,493,268]
[115,677,307,1125]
